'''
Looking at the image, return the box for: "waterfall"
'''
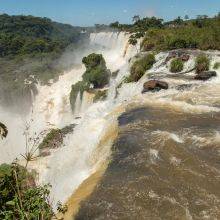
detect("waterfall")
[1,30,220,208]
[0,31,136,205]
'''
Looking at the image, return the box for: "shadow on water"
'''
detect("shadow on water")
[75,106,220,220]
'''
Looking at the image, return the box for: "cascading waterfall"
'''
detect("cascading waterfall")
[0,30,220,210]
[0,32,137,205]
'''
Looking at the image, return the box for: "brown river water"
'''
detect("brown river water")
[75,105,220,220]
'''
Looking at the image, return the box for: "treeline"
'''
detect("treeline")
[109,13,220,51]
[0,13,84,57]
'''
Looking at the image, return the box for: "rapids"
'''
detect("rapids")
[0,31,220,217]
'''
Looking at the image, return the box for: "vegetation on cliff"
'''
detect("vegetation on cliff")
[110,13,220,51]
[70,53,110,111]
[39,129,63,150]
[82,53,110,88]
[70,81,90,112]
[128,53,156,82]
[93,89,108,102]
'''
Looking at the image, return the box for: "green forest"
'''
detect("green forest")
[0,14,87,112]
[110,13,220,51]
[0,14,83,57]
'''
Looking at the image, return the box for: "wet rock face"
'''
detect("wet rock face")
[142,80,168,93]
[165,50,190,63]
[194,71,217,80]
[0,122,8,139]
[76,107,220,220]
[39,124,75,157]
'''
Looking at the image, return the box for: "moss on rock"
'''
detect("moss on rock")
[82,53,110,88]
[130,53,156,82]
[93,89,108,102]
[70,81,90,112]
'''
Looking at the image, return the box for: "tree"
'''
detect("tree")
[109,21,120,29]
[132,15,140,23]
[173,16,184,25]
[197,15,208,19]
[184,15,189,20]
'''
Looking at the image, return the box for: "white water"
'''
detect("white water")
[0,32,220,206]
[0,32,137,205]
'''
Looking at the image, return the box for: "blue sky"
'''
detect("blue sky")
[0,0,219,26]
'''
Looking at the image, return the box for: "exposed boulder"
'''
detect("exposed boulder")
[112,69,120,78]
[194,71,217,80]
[166,50,190,63]
[181,54,190,62]
[0,122,8,139]
[142,80,168,93]
[39,129,63,151]
[61,124,75,136]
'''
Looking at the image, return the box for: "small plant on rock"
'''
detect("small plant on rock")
[213,62,220,70]
[195,54,210,73]
[170,58,184,73]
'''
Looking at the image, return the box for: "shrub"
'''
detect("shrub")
[0,163,54,219]
[141,17,220,52]
[130,53,155,82]
[93,90,108,102]
[170,58,184,73]
[195,54,210,73]
[83,66,110,88]
[123,75,134,83]
[39,129,63,150]
[82,53,105,69]
[82,53,110,88]
[213,62,220,69]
